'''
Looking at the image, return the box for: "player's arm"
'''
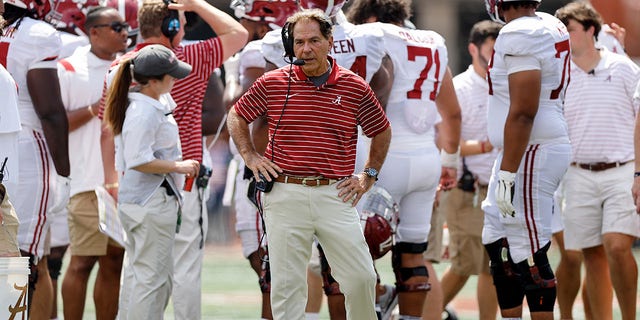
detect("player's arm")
[27,68,70,177]
[435,67,462,155]
[368,54,394,110]
[435,67,462,190]
[500,69,541,172]
[169,0,248,62]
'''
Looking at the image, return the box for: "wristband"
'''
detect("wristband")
[440,147,460,168]
[634,172,640,178]
[87,105,96,117]
[104,182,119,189]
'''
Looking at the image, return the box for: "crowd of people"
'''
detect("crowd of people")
[1,0,639,319]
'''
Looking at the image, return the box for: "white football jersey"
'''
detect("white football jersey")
[487,12,570,148]
[379,23,448,151]
[239,39,266,84]
[261,12,386,83]
[1,17,61,132]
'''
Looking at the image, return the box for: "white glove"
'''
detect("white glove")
[223,53,240,84]
[49,175,71,214]
[496,170,516,218]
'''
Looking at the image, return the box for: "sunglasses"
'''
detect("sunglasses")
[93,22,130,33]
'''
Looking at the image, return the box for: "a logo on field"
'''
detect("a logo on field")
[332,95,342,105]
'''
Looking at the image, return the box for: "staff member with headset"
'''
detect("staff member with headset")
[104,44,199,319]
[227,9,392,319]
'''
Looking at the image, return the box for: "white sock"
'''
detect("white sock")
[305,313,319,320]
[398,316,421,320]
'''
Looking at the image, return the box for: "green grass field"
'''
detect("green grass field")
[55,240,639,320]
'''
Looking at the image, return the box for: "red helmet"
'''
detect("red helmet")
[485,0,541,24]
[103,0,138,37]
[361,186,399,260]
[298,0,348,18]
[4,0,52,20]
[45,0,100,34]
[231,0,298,29]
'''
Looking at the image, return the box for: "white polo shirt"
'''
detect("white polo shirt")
[0,65,20,189]
[58,46,113,196]
[115,92,183,206]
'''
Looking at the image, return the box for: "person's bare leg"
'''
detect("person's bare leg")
[582,275,593,320]
[582,245,613,320]
[306,266,324,316]
[421,261,442,320]
[29,256,53,320]
[477,271,497,320]
[61,255,98,320]
[94,244,124,320]
[602,233,637,320]
[553,231,583,320]
[440,267,469,308]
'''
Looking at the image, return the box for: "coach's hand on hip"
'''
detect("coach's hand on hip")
[337,173,375,206]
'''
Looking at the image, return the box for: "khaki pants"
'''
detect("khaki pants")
[0,184,20,256]
[263,182,377,320]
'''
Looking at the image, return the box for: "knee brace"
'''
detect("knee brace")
[258,249,271,294]
[318,245,342,295]
[47,246,67,281]
[484,238,524,310]
[517,242,556,312]
[391,242,430,293]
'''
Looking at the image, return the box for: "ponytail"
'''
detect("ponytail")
[104,59,133,135]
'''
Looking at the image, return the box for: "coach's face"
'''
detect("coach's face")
[293,18,333,77]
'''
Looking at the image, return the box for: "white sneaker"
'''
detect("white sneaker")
[378,284,398,320]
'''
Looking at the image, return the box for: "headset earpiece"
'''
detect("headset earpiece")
[281,22,294,61]
[161,0,180,40]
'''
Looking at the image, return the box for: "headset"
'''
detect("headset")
[281,21,296,63]
[161,0,180,41]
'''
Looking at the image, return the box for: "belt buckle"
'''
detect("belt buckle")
[301,178,320,186]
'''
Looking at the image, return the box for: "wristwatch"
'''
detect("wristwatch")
[363,167,379,181]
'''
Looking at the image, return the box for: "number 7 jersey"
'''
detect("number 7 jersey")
[487,12,571,148]
[378,23,448,151]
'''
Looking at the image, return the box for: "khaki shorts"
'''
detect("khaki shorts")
[0,184,21,256]
[443,187,490,275]
[423,191,447,263]
[68,191,120,256]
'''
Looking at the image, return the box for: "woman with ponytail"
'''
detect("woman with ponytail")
[103,44,200,319]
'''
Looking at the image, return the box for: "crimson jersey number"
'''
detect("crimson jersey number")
[349,55,367,80]
[0,42,9,68]
[406,45,440,101]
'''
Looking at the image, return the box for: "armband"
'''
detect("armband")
[440,147,460,168]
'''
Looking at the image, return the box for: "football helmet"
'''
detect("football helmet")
[4,0,52,19]
[485,0,541,24]
[231,0,298,29]
[361,186,399,260]
[298,0,348,18]
[45,0,100,34]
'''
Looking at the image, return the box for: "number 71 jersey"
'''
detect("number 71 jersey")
[487,12,571,148]
[379,23,448,150]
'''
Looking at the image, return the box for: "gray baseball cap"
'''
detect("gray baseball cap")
[132,44,192,79]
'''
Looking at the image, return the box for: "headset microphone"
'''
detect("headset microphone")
[292,59,306,66]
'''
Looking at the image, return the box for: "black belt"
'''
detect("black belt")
[571,161,631,172]
[161,180,175,196]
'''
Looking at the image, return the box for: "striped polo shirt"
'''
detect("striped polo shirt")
[101,38,223,162]
[564,50,640,163]
[234,57,390,179]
